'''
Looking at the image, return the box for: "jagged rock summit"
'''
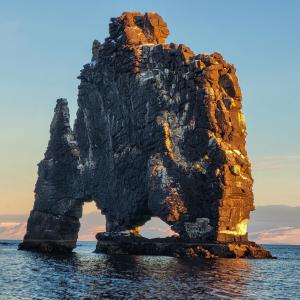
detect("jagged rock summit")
[109,12,169,45]
[19,12,271,258]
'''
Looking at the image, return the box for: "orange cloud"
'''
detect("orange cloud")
[249,227,300,245]
[0,222,26,240]
[1,212,300,245]
[78,225,105,241]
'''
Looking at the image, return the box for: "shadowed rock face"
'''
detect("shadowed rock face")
[20,12,254,253]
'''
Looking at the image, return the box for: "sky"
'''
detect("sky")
[0,0,299,216]
[1,205,300,244]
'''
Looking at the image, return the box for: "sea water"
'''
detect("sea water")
[0,241,299,299]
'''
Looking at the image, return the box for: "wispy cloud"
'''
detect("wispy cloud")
[1,207,300,244]
[78,225,105,241]
[249,227,300,245]
[252,155,300,171]
[0,222,26,240]
[141,226,176,238]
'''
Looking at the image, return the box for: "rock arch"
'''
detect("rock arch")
[20,12,254,253]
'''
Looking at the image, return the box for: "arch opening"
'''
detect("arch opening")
[77,201,105,242]
[138,217,177,239]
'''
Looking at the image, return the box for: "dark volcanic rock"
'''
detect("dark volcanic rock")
[20,12,268,257]
[95,233,273,259]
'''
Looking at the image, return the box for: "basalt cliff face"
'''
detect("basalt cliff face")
[20,12,261,255]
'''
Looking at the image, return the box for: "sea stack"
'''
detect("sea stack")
[19,12,272,258]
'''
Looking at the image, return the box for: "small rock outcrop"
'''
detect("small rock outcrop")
[95,234,273,259]
[20,12,268,257]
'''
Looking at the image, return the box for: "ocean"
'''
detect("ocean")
[0,241,299,299]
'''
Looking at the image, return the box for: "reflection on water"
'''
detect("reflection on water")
[0,241,299,299]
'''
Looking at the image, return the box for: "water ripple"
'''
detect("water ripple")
[0,242,299,299]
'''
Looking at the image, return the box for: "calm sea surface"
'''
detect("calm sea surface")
[0,241,299,299]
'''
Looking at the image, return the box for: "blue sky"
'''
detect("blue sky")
[0,0,299,214]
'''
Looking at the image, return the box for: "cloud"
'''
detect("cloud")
[78,225,105,241]
[249,205,300,232]
[249,227,300,245]
[1,206,300,244]
[253,155,300,171]
[0,222,26,240]
[0,215,27,222]
[141,225,176,238]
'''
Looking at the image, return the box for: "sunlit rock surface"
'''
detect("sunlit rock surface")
[20,12,270,257]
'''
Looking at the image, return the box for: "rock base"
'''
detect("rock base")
[18,240,75,254]
[95,233,274,259]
